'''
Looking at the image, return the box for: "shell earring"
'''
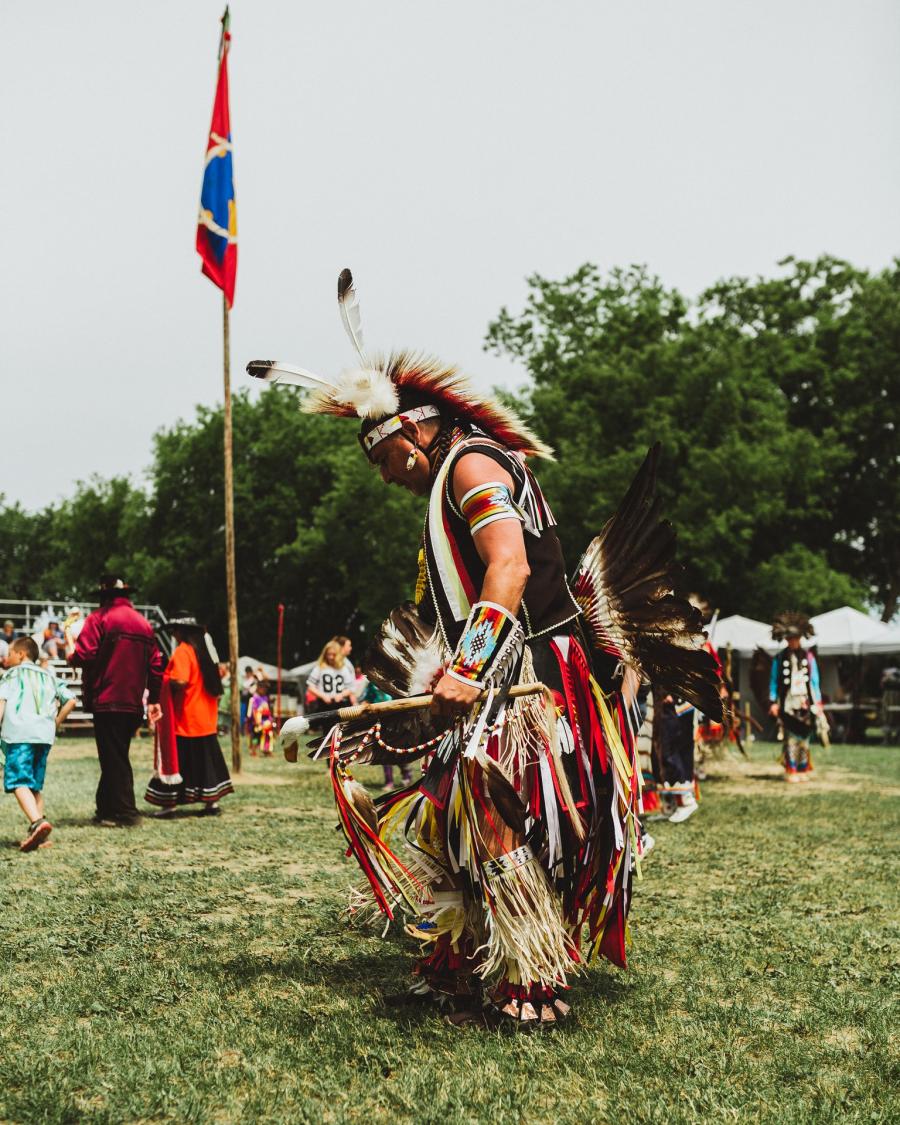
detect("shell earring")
[405,444,419,472]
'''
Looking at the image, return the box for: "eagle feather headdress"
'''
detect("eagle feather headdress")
[247,269,554,461]
[771,611,815,642]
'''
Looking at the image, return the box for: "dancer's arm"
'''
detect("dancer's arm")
[431,454,529,716]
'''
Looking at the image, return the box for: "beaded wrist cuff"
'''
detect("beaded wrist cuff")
[447,601,524,688]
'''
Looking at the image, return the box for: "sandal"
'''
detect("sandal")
[20,819,52,853]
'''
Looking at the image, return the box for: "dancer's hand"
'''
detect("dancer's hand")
[147,703,162,724]
[768,702,779,717]
[430,673,481,717]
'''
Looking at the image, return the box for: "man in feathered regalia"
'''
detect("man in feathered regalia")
[768,612,823,782]
[249,271,722,1029]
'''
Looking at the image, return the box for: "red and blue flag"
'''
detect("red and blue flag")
[196,10,236,307]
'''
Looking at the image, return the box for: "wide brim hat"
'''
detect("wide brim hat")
[163,613,206,632]
[96,576,136,596]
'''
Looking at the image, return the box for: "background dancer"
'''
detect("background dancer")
[248,678,275,756]
[658,693,700,823]
[768,612,823,782]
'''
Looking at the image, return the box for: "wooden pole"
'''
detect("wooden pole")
[223,294,241,772]
[276,602,284,724]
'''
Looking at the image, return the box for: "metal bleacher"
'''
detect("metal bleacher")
[0,598,169,734]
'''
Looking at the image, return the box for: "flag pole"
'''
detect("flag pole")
[223,292,241,773]
[198,5,238,770]
[276,603,285,725]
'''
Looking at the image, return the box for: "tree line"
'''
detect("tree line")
[2,256,897,662]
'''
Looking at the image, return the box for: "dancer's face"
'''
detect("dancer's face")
[369,431,431,496]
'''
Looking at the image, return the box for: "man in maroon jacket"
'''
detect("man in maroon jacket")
[66,576,165,826]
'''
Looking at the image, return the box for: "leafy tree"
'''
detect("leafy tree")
[701,256,900,618]
[486,259,891,619]
[4,256,895,657]
[0,394,423,662]
[0,498,55,599]
[0,478,148,603]
[139,390,421,664]
[741,545,868,621]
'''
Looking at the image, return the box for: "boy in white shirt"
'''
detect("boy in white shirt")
[0,636,76,851]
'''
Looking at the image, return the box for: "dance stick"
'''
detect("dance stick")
[278,682,549,762]
[312,681,547,726]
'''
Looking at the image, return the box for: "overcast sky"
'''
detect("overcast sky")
[2,0,898,511]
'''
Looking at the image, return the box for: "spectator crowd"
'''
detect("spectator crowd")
[0,582,398,852]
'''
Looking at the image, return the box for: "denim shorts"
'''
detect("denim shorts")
[2,742,51,793]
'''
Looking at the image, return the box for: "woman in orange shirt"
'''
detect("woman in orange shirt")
[145,614,233,816]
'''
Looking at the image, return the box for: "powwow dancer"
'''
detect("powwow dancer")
[249,270,722,1028]
[658,693,700,823]
[768,612,824,782]
[695,640,744,775]
[248,680,275,756]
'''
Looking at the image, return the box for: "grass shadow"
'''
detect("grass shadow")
[217,945,411,998]
[359,963,633,1035]
[32,815,106,828]
[573,970,632,1006]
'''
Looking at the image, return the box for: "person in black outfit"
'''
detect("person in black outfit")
[659,693,699,823]
[66,577,165,826]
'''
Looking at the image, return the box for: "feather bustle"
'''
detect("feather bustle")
[573,444,725,720]
[344,778,379,835]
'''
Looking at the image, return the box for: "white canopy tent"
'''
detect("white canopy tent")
[712,607,891,658]
[808,607,892,656]
[708,615,777,658]
[859,625,900,655]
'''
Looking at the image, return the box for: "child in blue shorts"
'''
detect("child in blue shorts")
[0,636,76,851]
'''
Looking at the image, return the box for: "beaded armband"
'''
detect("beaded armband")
[459,482,523,536]
[447,600,524,689]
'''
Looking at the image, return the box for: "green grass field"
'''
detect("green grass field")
[0,737,897,1124]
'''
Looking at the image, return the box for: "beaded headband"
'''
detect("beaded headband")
[358,404,441,457]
